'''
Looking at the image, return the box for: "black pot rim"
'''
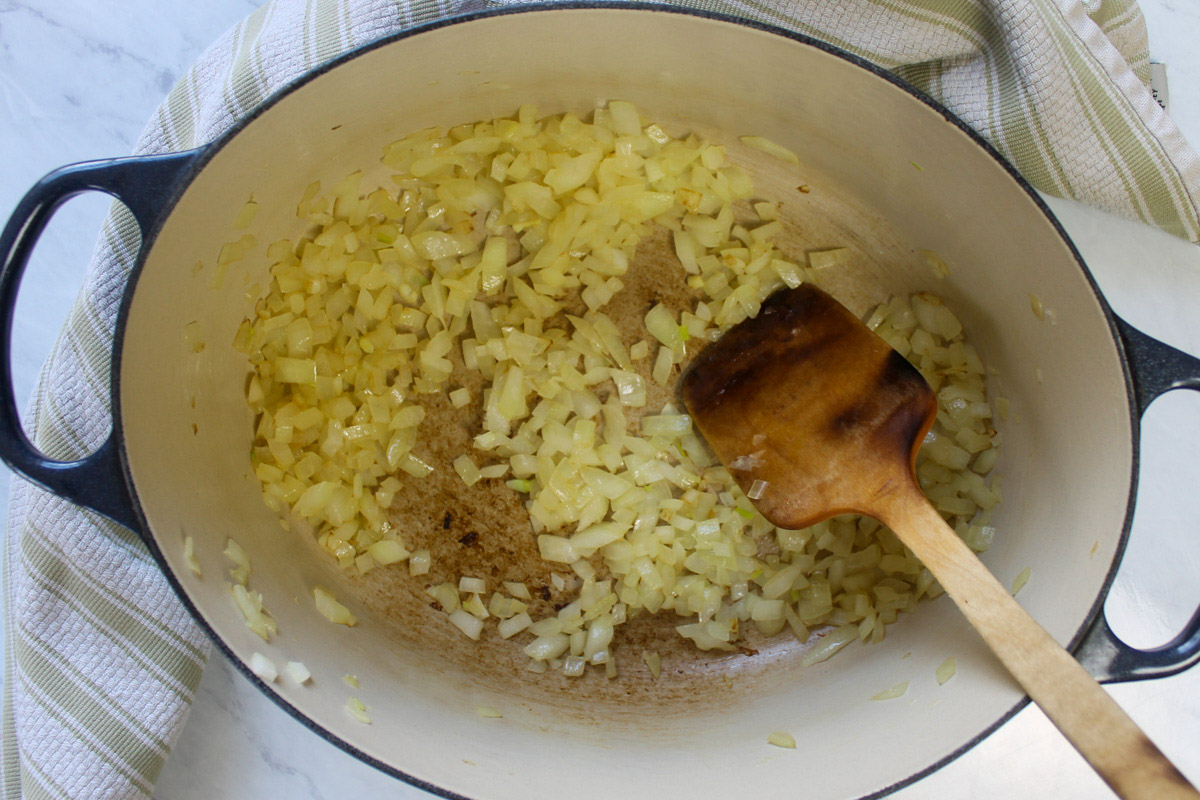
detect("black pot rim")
[109,4,1141,799]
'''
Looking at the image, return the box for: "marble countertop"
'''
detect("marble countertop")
[1,2,1198,798]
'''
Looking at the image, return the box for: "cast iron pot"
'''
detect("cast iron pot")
[2,6,1198,799]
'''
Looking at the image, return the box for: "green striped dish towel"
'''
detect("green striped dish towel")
[3,0,1197,798]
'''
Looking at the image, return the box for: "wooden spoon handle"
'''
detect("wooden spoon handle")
[882,488,1199,800]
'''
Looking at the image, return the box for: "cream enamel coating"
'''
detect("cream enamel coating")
[115,9,1132,800]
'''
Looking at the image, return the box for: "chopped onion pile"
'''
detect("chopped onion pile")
[236,102,1001,676]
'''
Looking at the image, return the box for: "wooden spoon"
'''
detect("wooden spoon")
[681,284,1198,800]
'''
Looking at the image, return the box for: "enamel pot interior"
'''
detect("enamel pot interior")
[117,8,1133,800]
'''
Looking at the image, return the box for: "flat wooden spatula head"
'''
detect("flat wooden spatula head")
[681,284,937,530]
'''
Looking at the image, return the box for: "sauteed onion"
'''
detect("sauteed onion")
[234,103,1001,675]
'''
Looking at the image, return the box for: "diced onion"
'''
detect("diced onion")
[739,135,799,164]
[499,612,533,639]
[346,697,371,724]
[249,652,278,683]
[427,582,459,613]
[284,661,312,685]
[230,583,277,642]
[224,538,251,586]
[183,536,201,578]
[1011,567,1031,596]
[504,581,532,601]
[409,549,431,576]
[453,455,482,487]
[233,197,259,230]
[808,248,851,270]
[1029,293,1045,320]
[538,535,576,563]
[525,633,569,661]
[800,624,858,667]
[235,102,1003,679]
[936,656,957,685]
[463,594,489,619]
[870,681,909,701]
[920,249,950,278]
[368,539,409,566]
[643,651,662,680]
[644,304,684,347]
[640,414,692,438]
[313,586,357,627]
[767,731,796,749]
[450,609,485,640]
[459,576,487,594]
[274,357,317,385]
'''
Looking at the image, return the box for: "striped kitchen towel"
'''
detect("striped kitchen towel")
[3,1,1198,799]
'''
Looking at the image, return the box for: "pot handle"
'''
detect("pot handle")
[0,150,202,534]
[1076,316,1200,683]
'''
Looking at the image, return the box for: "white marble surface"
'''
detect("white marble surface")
[0,2,1198,799]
